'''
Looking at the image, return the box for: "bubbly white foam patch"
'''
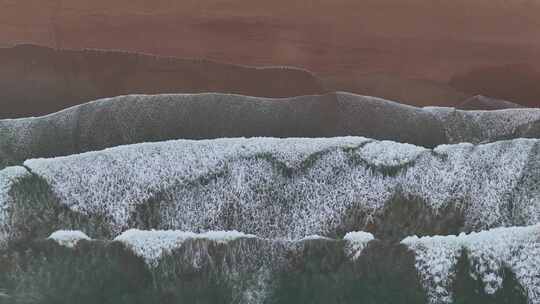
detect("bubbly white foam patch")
[198,230,256,243]
[343,231,375,260]
[402,224,540,304]
[24,137,540,239]
[0,166,29,246]
[401,234,463,304]
[114,229,255,266]
[298,235,333,242]
[358,141,426,167]
[48,230,91,248]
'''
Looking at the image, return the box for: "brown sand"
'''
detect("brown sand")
[2,0,539,82]
[1,0,539,112]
